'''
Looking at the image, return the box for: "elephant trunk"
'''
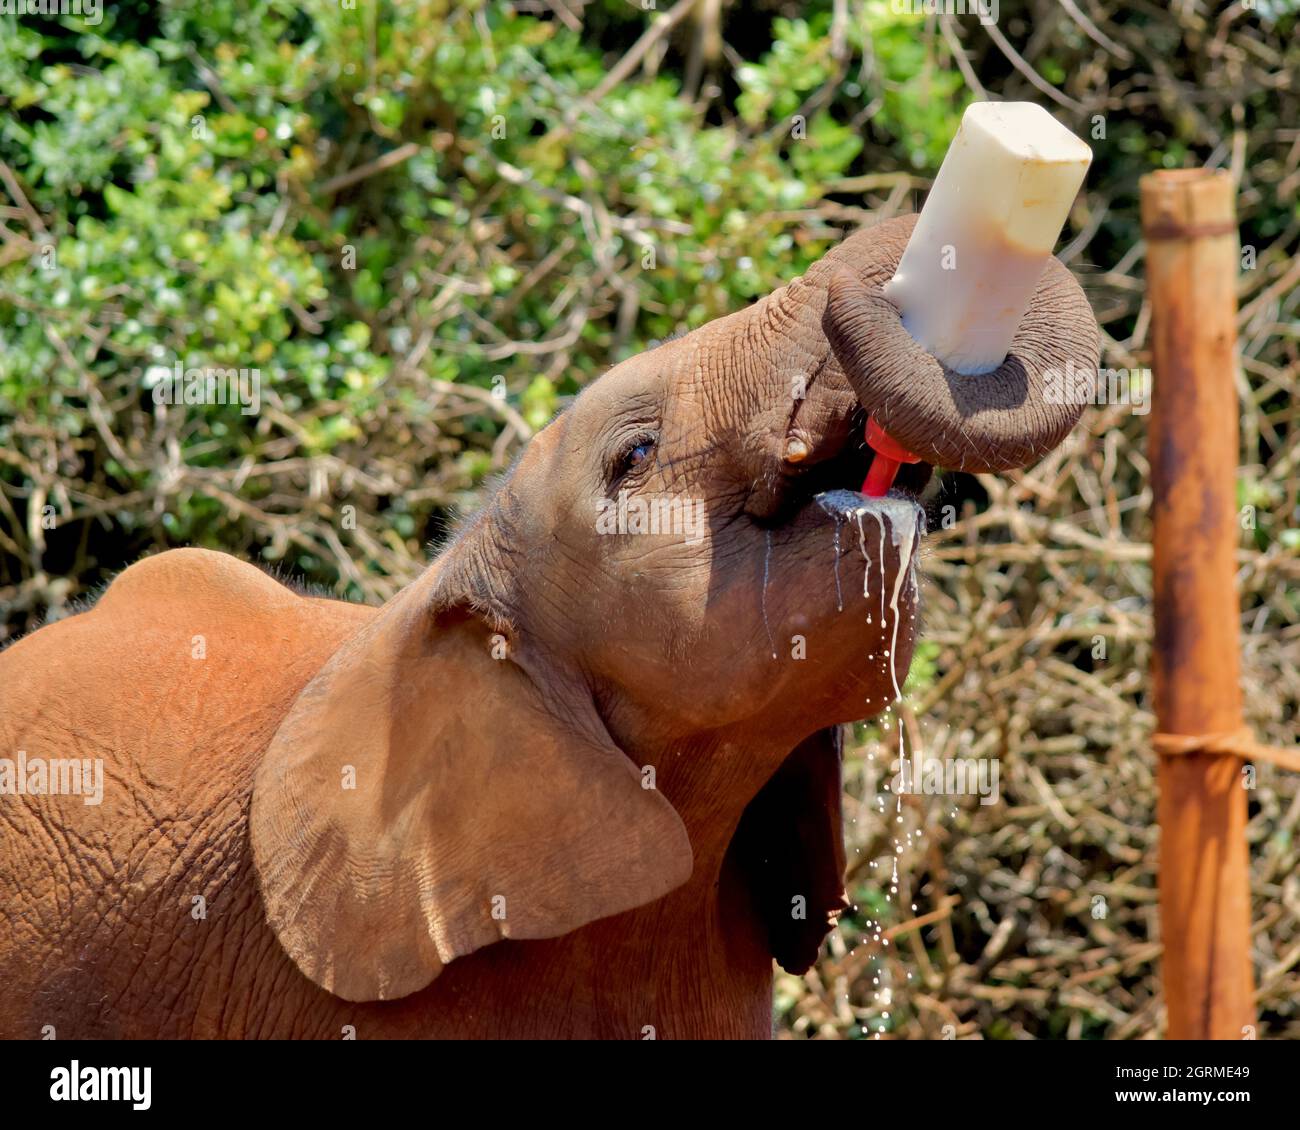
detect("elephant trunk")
[822,258,1097,473]
[724,215,1098,521]
[809,215,1100,475]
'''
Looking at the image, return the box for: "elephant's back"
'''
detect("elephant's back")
[0,548,376,792]
[0,548,376,1036]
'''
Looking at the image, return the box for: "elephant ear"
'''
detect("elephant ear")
[730,727,848,973]
[249,563,693,1003]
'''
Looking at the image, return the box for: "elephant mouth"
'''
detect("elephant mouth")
[760,417,934,526]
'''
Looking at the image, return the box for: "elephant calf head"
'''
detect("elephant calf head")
[251,214,1098,1002]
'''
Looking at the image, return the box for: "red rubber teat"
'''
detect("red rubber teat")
[862,417,920,497]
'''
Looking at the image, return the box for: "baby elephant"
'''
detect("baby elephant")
[0,216,1096,1039]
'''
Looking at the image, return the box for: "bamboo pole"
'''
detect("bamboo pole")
[1142,169,1254,1040]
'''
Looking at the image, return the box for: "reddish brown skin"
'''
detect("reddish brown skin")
[0,216,1092,1039]
[0,565,769,1039]
[0,552,910,1040]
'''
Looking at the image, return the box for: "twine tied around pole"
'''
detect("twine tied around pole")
[1153,728,1300,773]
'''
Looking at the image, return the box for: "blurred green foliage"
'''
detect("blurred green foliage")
[3,0,1294,619]
[2,0,945,607]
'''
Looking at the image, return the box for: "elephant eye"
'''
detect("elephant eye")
[626,441,654,467]
[613,434,657,481]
